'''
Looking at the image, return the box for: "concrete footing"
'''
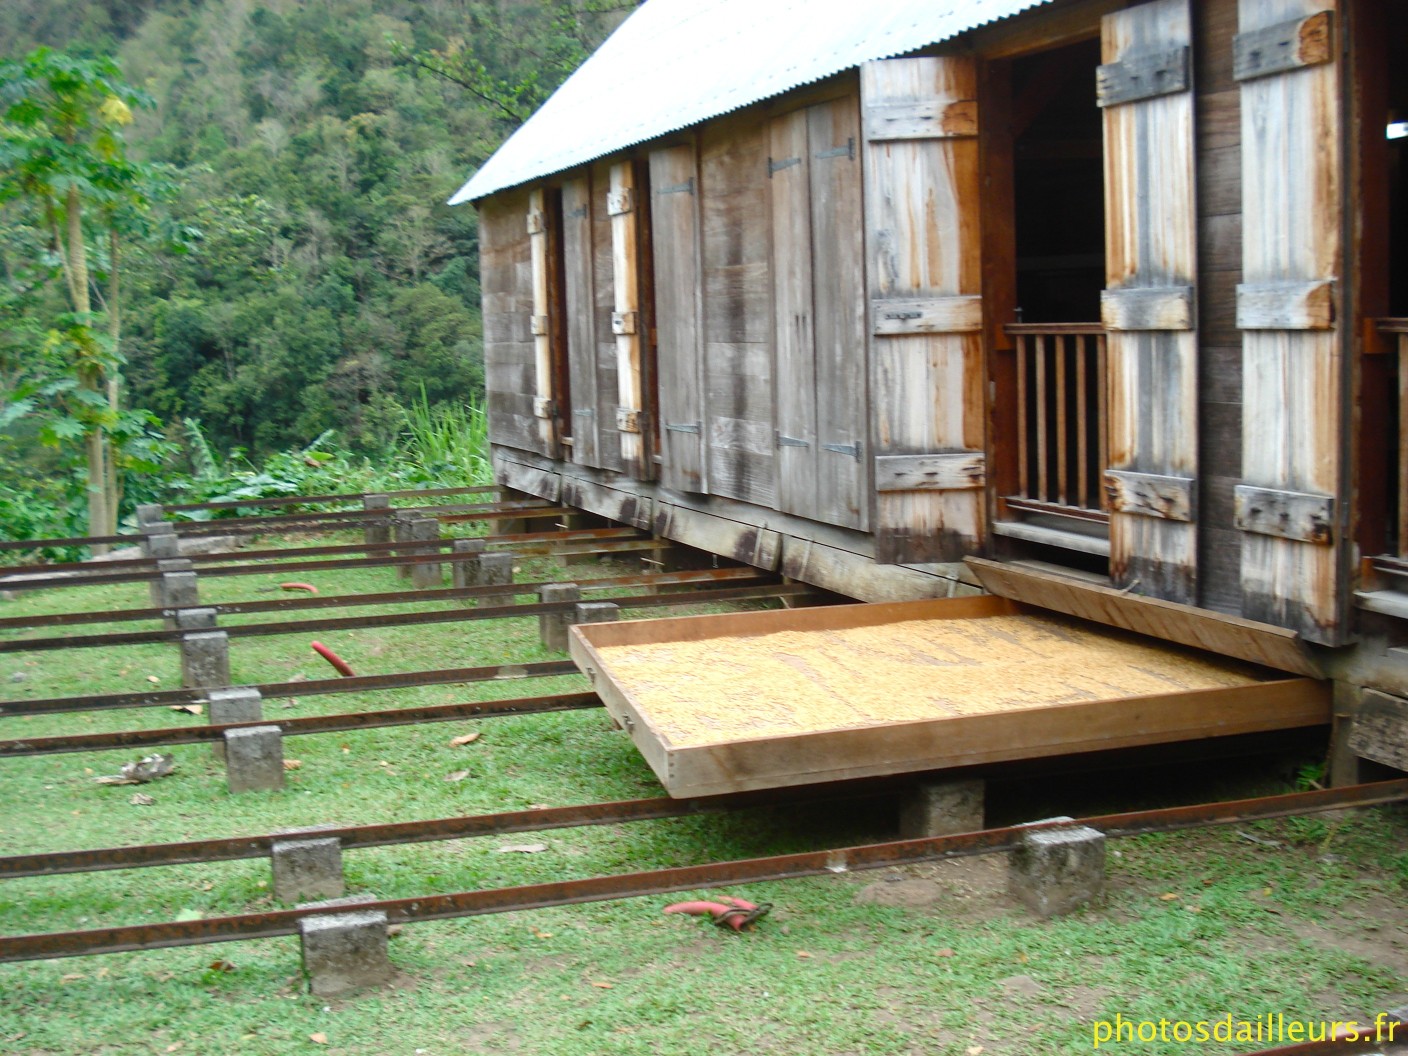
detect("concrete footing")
[135,503,166,527]
[150,557,194,606]
[180,630,230,690]
[298,896,393,997]
[224,724,284,793]
[273,836,345,902]
[363,494,391,547]
[391,514,414,580]
[538,583,581,651]
[898,779,985,838]
[408,516,443,589]
[156,571,200,627]
[141,526,180,560]
[473,552,515,607]
[208,687,263,761]
[450,538,487,596]
[1007,820,1106,917]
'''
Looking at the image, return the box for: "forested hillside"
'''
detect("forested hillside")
[0,1,624,530]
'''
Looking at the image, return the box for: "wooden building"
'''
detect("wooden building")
[454,0,1408,782]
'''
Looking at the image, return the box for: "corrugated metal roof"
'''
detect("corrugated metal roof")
[449,0,1056,204]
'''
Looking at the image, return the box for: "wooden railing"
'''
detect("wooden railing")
[1003,323,1109,520]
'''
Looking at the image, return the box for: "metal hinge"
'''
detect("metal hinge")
[665,422,701,434]
[814,138,855,161]
[656,179,694,196]
[776,432,810,448]
[573,408,595,417]
[822,440,863,462]
[767,155,801,177]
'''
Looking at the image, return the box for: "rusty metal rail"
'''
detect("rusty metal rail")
[0,581,804,653]
[0,689,601,758]
[1,779,1403,964]
[0,659,580,718]
[161,484,500,514]
[0,524,638,585]
[0,566,762,631]
[0,784,899,879]
[0,533,665,592]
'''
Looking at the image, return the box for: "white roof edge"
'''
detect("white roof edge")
[449,0,1055,205]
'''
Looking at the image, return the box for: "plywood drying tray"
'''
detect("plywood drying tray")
[568,595,1329,798]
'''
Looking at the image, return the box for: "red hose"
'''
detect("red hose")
[310,640,355,677]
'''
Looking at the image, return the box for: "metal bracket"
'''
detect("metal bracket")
[776,433,810,448]
[814,138,855,161]
[767,156,801,177]
[656,179,694,196]
[573,408,595,417]
[822,440,863,462]
[665,422,701,434]
[566,205,588,219]
[883,310,923,321]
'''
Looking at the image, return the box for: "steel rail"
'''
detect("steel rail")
[0,582,807,653]
[1,780,1404,964]
[162,484,500,513]
[0,567,764,631]
[0,523,628,582]
[166,498,555,534]
[0,690,602,758]
[0,659,580,718]
[0,537,665,592]
[0,784,901,879]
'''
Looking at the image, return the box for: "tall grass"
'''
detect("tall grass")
[397,389,493,488]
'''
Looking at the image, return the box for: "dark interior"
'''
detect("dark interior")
[1011,38,1106,324]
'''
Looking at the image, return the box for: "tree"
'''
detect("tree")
[0,47,169,541]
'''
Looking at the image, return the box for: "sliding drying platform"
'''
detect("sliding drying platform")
[568,589,1329,799]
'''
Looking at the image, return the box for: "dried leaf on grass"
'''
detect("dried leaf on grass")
[169,704,203,716]
[310,1033,329,1045]
[497,843,547,854]
[129,793,155,806]
[444,770,471,783]
[95,754,176,786]
[283,759,302,771]
[449,732,481,747]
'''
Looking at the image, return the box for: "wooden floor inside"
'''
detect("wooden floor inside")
[570,596,1330,798]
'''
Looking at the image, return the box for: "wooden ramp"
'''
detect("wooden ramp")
[569,596,1329,798]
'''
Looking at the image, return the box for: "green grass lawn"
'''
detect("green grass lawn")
[0,537,1405,1055]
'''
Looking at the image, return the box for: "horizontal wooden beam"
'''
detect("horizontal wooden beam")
[1233,10,1334,83]
[871,295,983,335]
[874,452,985,493]
[862,99,977,140]
[1101,286,1195,331]
[1236,280,1335,330]
[1348,690,1408,772]
[1096,45,1190,107]
[1233,484,1335,544]
[1104,470,1196,522]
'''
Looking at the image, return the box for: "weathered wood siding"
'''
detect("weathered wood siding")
[610,161,653,479]
[648,142,707,493]
[700,115,776,507]
[590,160,625,472]
[1100,0,1200,603]
[862,56,986,563]
[1235,0,1343,643]
[562,174,601,467]
[481,190,551,456]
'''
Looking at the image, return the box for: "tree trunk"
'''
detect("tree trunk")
[66,187,111,551]
[105,230,122,530]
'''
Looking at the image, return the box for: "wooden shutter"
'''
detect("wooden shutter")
[480,190,552,457]
[526,188,562,457]
[590,161,624,472]
[1234,0,1342,643]
[862,56,985,563]
[1098,0,1198,603]
[610,161,652,479]
[649,143,706,492]
[562,175,600,467]
[769,108,819,518]
[701,118,775,508]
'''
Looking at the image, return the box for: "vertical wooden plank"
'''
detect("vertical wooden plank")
[610,162,649,478]
[1076,334,1090,507]
[1097,333,1110,511]
[1035,337,1049,501]
[700,115,775,508]
[808,97,869,531]
[649,143,707,493]
[1016,334,1029,499]
[1102,0,1199,602]
[769,108,819,520]
[480,190,546,457]
[1399,335,1408,552]
[1056,334,1069,504]
[1237,0,1342,643]
[528,188,559,457]
[562,175,599,467]
[591,161,623,473]
[863,56,986,563]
